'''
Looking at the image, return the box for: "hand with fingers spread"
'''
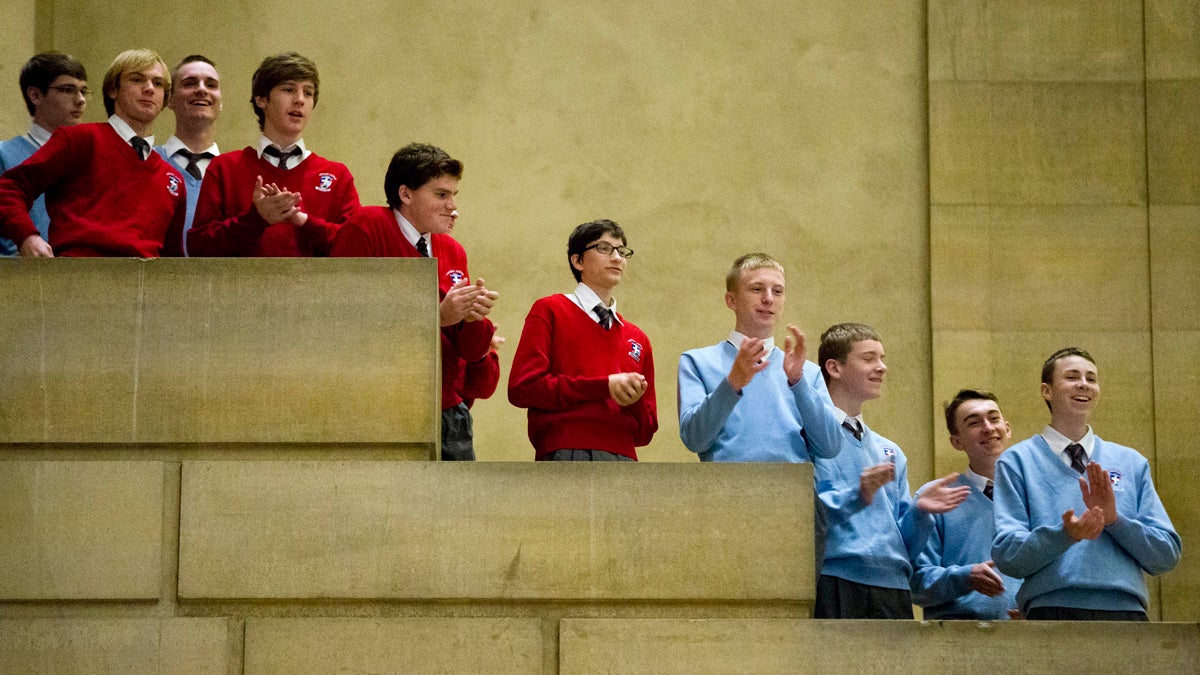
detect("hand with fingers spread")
[917,472,970,514]
[609,372,648,406]
[252,175,302,224]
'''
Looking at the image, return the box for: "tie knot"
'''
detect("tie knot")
[983,480,994,500]
[175,149,213,180]
[263,145,302,169]
[841,417,863,441]
[415,236,429,257]
[593,303,614,330]
[129,136,149,160]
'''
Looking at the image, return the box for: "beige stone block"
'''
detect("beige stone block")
[931,331,1153,452]
[0,461,161,600]
[1148,80,1200,205]
[929,0,1143,82]
[1150,206,1200,330]
[1147,0,1200,79]
[1152,329,1200,621]
[930,82,1145,205]
[0,618,229,674]
[558,619,1200,674]
[179,461,814,601]
[0,259,439,444]
[244,618,540,674]
[931,205,1149,332]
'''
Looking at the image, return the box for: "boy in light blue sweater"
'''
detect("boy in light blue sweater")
[795,323,969,618]
[912,389,1020,620]
[992,347,1181,620]
[678,253,831,463]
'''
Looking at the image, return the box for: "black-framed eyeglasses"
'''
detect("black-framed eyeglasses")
[48,85,91,98]
[583,242,634,259]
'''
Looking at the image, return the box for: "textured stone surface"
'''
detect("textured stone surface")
[559,619,1200,674]
[0,258,439,444]
[0,618,229,674]
[179,461,814,601]
[244,618,541,674]
[0,461,162,600]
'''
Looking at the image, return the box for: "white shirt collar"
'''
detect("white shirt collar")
[726,330,775,353]
[161,135,219,176]
[392,210,429,255]
[108,114,154,147]
[256,135,310,165]
[1042,424,1095,463]
[568,282,621,326]
[27,123,52,147]
[833,406,863,429]
[962,468,991,492]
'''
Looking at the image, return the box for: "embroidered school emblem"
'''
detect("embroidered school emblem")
[166,174,181,196]
[446,269,466,285]
[1108,469,1123,489]
[881,446,897,458]
[627,339,643,363]
[315,172,335,192]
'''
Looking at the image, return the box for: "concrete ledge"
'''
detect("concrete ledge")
[0,461,162,600]
[244,618,541,674]
[559,619,1200,674]
[179,461,814,601]
[0,618,229,674]
[0,258,439,444]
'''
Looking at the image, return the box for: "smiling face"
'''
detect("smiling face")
[1042,354,1099,423]
[31,74,88,131]
[726,267,784,339]
[168,61,221,125]
[256,79,314,145]
[949,398,1012,471]
[826,339,887,405]
[111,62,166,130]
[571,233,627,293]
[399,174,459,235]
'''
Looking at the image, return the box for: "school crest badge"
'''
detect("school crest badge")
[627,339,643,363]
[882,446,897,459]
[166,174,181,196]
[316,172,335,192]
[1108,469,1123,490]
[446,269,466,285]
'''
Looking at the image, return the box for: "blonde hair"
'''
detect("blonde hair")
[725,253,785,291]
[102,48,169,117]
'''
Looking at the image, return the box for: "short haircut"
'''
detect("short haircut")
[725,253,784,292]
[1040,346,1096,411]
[172,54,215,78]
[817,322,881,385]
[384,143,463,210]
[567,219,626,283]
[19,51,88,116]
[103,48,170,117]
[944,389,1000,435]
[250,52,319,130]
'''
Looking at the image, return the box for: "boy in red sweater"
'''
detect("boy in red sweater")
[332,143,499,460]
[0,48,185,257]
[508,219,657,461]
[187,52,359,256]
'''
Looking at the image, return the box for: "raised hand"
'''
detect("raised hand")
[916,472,970,514]
[727,337,769,392]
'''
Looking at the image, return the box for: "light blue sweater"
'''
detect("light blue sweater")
[793,386,933,591]
[678,341,831,462]
[993,434,1181,613]
[0,134,49,255]
[153,145,202,256]
[912,473,1020,619]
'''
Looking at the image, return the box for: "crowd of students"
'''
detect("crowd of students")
[0,49,1181,623]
